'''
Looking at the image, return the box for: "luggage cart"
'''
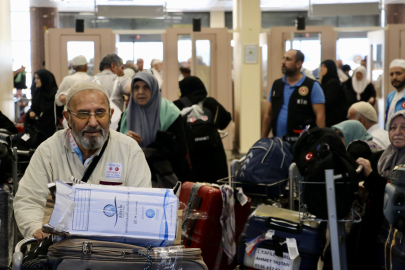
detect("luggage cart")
[12,238,37,270]
[218,156,298,210]
[289,162,363,270]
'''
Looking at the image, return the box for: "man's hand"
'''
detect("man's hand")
[29,111,36,119]
[126,131,141,144]
[33,228,50,243]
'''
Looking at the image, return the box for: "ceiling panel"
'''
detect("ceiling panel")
[26,0,386,13]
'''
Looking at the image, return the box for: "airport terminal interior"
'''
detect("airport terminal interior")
[3,0,405,270]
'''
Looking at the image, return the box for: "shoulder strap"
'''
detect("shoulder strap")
[179,97,193,107]
[81,136,109,183]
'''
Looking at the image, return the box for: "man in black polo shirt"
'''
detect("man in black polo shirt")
[262,49,325,142]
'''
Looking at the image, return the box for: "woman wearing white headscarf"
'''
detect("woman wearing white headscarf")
[344,66,376,107]
[120,72,190,182]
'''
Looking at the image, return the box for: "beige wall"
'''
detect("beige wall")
[0,0,14,119]
[210,11,225,28]
[233,0,262,153]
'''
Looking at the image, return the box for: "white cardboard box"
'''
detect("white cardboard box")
[48,180,179,247]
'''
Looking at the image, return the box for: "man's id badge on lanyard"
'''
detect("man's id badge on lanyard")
[105,162,122,180]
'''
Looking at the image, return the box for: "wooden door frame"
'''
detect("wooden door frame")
[45,28,116,85]
[163,27,233,149]
[266,26,337,99]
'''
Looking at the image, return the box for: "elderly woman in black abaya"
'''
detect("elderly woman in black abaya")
[173,76,232,183]
[25,70,59,148]
[320,60,347,127]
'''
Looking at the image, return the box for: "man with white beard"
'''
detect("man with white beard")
[14,82,151,242]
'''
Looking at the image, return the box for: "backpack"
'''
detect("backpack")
[293,126,359,219]
[236,137,293,198]
[179,97,221,152]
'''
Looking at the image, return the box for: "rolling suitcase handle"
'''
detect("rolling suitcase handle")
[266,217,302,234]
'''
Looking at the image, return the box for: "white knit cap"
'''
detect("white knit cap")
[351,101,378,122]
[390,59,405,70]
[66,82,110,108]
[71,55,88,66]
[152,59,162,66]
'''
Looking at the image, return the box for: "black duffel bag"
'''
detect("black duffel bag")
[293,126,359,219]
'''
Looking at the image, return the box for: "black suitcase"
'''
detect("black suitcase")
[0,184,14,270]
[378,218,405,269]
[237,205,323,270]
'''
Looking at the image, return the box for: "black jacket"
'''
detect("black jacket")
[322,78,347,127]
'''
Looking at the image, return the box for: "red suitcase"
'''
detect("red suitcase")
[179,182,251,270]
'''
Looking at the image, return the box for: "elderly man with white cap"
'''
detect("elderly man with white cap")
[385,59,405,129]
[55,55,91,108]
[149,59,163,89]
[348,101,390,149]
[14,82,151,242]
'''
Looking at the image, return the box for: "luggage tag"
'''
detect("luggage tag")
[286,238,299,259]
[265,229,275,240]
[21,133,30,141]
[286,238,301,270]
[236,187,248,206]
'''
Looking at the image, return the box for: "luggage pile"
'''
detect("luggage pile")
[236,205,323,270]
[15,182,209,270]
[179,182,252,270]
[228,137,293,209]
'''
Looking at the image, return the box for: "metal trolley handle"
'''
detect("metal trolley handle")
[13,238,38,270]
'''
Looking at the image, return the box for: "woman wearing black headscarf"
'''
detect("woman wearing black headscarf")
[320,60,347,127]
[25,70,59,147]
[173,76,231,183]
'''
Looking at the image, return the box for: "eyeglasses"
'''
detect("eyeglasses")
[67,110,110,121]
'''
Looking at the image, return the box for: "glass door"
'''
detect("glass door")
[285,33,321,72]
[192,34,216,97]
[60,36,101,78]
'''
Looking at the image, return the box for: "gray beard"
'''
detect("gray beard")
[71,121,109,149]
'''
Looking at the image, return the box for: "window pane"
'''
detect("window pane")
[11,0,29,12]
[67,41,95,76]
[134,42,163,70]
[12,41,31,72]
[117,42,134,64]
[336,38,369,71]
[289,33,321,71]
[11,12,30,41]
[196,40,211,96]
[178,35,192,63]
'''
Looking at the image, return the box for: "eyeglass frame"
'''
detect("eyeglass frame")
[67,109,111,121]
